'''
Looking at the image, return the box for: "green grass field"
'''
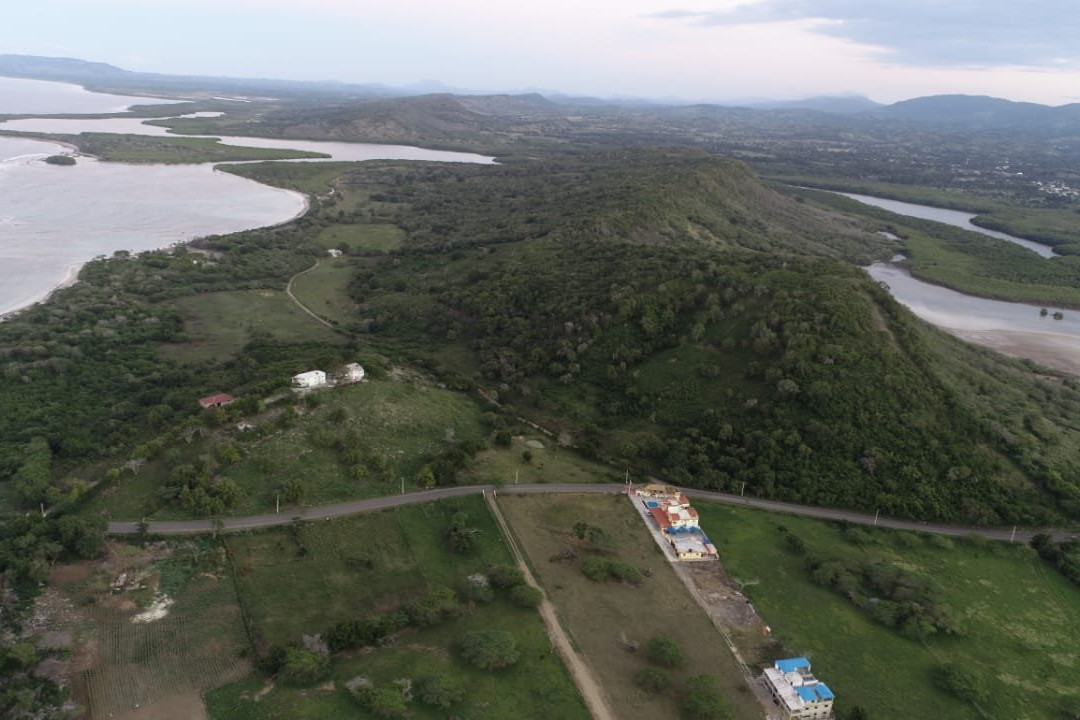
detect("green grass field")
[499,493,765,720]
[218,379,489,514]
[159,289,344,363]
[695,501,1080,720]
[290,258,360,326]
[314,223,405,252]
[210,496,588,719]
[463,434,618,486]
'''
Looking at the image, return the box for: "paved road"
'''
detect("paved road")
[107,482,1079,542]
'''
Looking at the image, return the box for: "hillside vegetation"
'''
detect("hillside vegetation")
[4,150,1080,532]
[310,151,1080,525]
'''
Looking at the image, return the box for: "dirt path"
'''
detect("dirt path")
[485,490,616,720]
[285,260,333,329]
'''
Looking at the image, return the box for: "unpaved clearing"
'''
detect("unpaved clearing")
[112,690,208,720]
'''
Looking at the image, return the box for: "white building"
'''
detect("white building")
[292,370,328,389]
[341,363,365,384]
[762,658,834,720]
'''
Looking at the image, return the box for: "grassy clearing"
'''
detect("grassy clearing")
[212,496,588,719]
[290,258,360,326]
[463,435,618,486]
[499,493,764,720]
[314,223,405,252]
[84,378,489,520]
[159,290,343,363]
[218,379,488,514]
[695,501,1080,720]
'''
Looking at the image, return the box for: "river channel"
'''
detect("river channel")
[0,82,493,317]
[841,192,1080,374]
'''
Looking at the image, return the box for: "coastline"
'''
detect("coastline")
[0,263,81,321]
[946,327,1080,376]
[0,138,310,323]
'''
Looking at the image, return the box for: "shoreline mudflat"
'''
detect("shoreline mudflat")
[947,327,1080,376]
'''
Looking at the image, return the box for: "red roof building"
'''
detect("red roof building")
[649,507,673,530]
[198,393,235,409]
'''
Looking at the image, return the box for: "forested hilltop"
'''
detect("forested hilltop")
[3,150,1080,534]
[276,151,1080,525]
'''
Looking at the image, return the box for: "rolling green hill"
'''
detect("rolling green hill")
[308,150,1080,525]
[4,150,1080,530]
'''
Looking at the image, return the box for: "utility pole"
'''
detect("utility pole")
[740,482,745,497]
[874,509,880,526]
[276,493,280,514]
[515,469,519,485]
[401,476,405,495]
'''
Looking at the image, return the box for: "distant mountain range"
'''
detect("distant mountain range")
[876,94,1080,129]
[745,95,884,114]
[4,54,1080,133]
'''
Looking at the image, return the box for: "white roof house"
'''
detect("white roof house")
[292,370,328,389]
[342,363,365,384]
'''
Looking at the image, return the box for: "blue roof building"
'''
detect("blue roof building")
[762,658,835,719]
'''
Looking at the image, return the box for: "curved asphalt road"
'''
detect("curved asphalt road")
[108,483,1078,542]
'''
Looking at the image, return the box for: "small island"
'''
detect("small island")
[44,154,76,166]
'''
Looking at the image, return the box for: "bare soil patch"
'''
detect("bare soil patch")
[112,690,208,720]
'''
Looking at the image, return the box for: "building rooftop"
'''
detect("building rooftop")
[198,393,234,408]
[763,658,834,714]
[775,657,812,674]
[796,684,834,702]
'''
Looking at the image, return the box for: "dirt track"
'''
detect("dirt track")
[485,490,616,720]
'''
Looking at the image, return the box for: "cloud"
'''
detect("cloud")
[649,1,1080,67]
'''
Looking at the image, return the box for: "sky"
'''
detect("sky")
[4,0,1080,104]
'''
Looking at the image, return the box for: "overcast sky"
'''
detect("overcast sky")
[5,0,1080,104]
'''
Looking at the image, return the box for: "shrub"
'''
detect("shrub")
[415,674,465,708]
[581,557,611,581]
[645,636,684,669]
[633,667,671,694]
[459,630,520,670]
[680,675,731,720]
[460,575,495,603]
[278,647,330,686]
[508,584,543,608]
[607,560,644,584]
[351,685,408,718]
[404,585,459,627]
[258,645,287,676]
[933,663,986,703]
[488,564,525,589]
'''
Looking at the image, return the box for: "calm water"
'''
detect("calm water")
[846,193,1080,371]
[840,192,1057,258]
[0,116,498,164]
[866,262,1079,337]
[0,76,178,114]
[0,135,307,316]
[0,83,494,317]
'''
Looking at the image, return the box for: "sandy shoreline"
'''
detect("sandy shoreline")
[946,327,1080,376]
[0,263,82,321]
